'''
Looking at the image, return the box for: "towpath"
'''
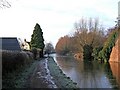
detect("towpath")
[27,58,57,88]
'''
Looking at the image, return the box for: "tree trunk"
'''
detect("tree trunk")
[83,44,93,61]
[39,49,43,58]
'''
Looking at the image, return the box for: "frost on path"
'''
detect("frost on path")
[30,58,57,88]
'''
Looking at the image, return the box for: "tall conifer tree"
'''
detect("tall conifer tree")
[31,23,45,57]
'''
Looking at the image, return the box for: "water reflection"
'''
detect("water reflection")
[109,62,120,88]
[51,54,119,89]
[104,63,119,89]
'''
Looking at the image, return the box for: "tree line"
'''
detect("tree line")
[26,18,118,62]
[55,18,117,61]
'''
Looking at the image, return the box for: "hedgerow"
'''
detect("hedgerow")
[2,50,33,75]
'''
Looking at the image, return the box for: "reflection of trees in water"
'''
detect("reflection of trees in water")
[55,56,84,76]
[83,61,103,72]
[104,63,119,89]
[109,62,120,89]
[83,61,93,71]
[55,56,75,72]
[55,56,118,88]
[82,61,99,88]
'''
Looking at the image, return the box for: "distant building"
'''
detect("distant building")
[0,37,21,51]
[118,1,120,26]
[22,39,30,50]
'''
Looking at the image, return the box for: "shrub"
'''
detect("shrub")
[92,46,103,60]
[31,48,37,59]
[2,50,33,75]
[26,51,33,60]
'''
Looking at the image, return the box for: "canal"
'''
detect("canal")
[51,54,120,89]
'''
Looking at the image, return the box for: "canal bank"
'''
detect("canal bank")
[47,57,78,88]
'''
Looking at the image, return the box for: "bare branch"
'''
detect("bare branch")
[74,18,105,49]
[0,0,11,8]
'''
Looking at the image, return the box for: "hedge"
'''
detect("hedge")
[2,50,33,75]
[98,29,119,62]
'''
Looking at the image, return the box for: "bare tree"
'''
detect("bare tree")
[73,18,106,60]
[0,0,11,8]
[45,42,54,56]
[55,35,71,55]
[74,18,105,50]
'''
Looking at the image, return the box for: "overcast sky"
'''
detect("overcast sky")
[0,0,119,46]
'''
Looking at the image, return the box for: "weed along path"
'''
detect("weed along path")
[27,57,77,88]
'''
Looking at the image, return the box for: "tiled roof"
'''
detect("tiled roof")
[0,37,21,51]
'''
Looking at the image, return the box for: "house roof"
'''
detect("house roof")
[0,37,21,51]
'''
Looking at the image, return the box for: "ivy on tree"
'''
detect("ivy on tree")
[30,23,45,58]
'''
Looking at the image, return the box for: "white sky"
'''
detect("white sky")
[0,0,119,46]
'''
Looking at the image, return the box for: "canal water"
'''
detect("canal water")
[51,54,120,89]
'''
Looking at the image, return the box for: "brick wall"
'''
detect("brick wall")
[109,36,120,63]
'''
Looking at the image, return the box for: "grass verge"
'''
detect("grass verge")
[47,57,78,88]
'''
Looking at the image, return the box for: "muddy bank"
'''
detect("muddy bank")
[47,57,78,88]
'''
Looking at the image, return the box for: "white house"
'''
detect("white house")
[22,39,30,50]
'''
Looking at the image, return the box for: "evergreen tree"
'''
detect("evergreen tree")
[31,23,45,57]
